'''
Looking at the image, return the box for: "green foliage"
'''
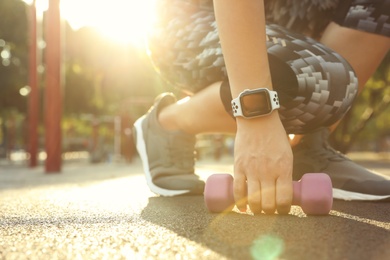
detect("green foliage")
[0,0,28,115]
[63,116,92,137]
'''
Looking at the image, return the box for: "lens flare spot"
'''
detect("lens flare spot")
[250,234,284,260]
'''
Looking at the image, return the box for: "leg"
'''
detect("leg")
[320,22,390,93]
[133,81,236,196]
[291,22,390,143]
[322,22,390,132]
[291,23,390,200]
[159,82,236,134]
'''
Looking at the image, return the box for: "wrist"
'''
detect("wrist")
[236,111,282,130]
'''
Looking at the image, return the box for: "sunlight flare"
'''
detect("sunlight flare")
[61,0,156,46]
[24,0,157,46]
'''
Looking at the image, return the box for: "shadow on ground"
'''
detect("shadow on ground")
[141,196,390,260]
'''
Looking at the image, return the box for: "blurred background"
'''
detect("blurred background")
[0,0,389,168]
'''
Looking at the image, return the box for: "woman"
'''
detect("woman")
[134,0,390,213]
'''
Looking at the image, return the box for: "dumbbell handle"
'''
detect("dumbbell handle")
[204,173,333,215]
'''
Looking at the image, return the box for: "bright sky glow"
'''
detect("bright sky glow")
[26,0,157,46]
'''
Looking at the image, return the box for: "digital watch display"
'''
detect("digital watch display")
[231,88,280,118]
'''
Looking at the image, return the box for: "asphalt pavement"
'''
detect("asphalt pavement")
[0,153,389,260]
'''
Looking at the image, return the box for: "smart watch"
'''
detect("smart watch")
[231,88,280,118]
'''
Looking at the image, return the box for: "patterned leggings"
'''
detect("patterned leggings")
[146,0,389,134]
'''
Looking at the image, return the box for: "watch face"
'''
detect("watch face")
[240,90,272,117]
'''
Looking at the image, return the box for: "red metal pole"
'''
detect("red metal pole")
[28,0,39,168]
[45,0,62,173]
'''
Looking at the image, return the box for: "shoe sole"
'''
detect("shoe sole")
[133,116,192,196]
[333,188,390,201]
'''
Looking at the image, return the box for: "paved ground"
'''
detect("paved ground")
[0,153,389,260]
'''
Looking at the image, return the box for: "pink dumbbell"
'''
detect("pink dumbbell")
[204,173,333,215]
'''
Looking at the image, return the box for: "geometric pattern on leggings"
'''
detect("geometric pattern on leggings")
[265,25,359,133]
[148,0,359,134]
[333,0,390,37]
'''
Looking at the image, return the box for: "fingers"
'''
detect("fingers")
[235,173,276,214]
[276,175,293,215]
[247,179,262,214]
[261,180,276,214]
[233,173,247,212]
[234,174,292,214]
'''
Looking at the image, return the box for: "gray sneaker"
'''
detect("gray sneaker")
[133,93,205,196]
[292,128,390,201]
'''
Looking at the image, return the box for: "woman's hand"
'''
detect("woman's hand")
[233,113,293,214]
[213,0,292,213]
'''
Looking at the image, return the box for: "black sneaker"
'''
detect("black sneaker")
[293,128,390,201]
[133,93,205,196]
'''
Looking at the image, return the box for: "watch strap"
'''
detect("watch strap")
[269,90,280,109]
